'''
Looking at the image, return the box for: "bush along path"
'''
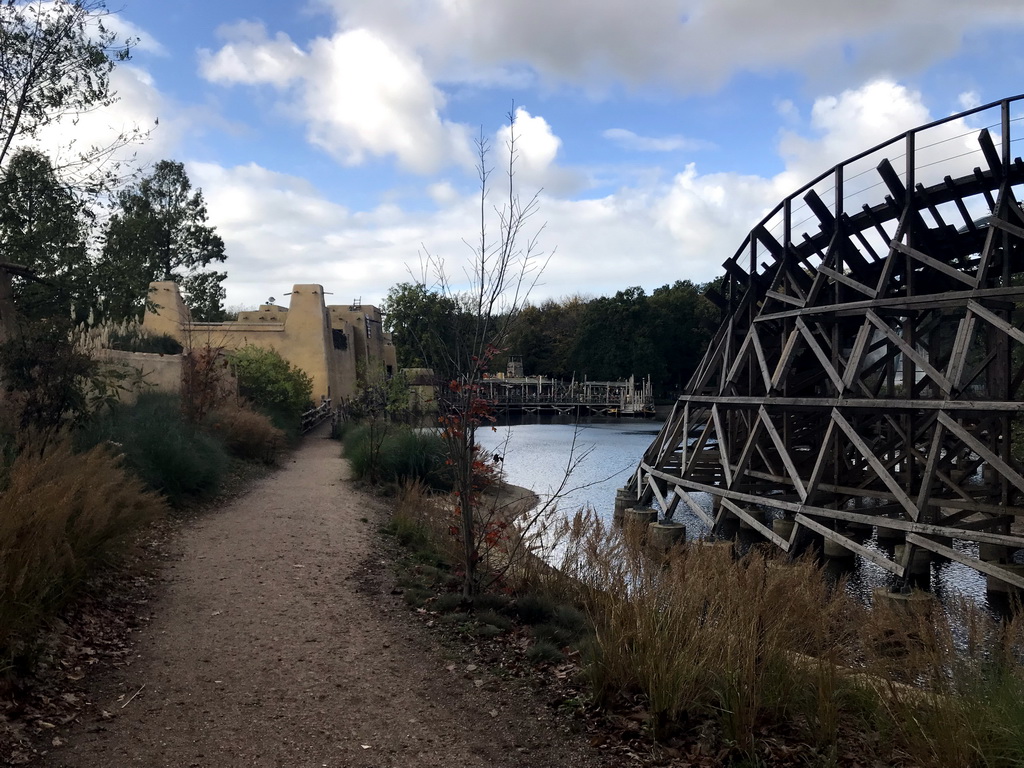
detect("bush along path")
[27,427,610,768]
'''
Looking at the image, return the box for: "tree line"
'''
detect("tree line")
[382,278,722,399]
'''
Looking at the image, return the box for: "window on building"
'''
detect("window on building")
[332,328,348,350]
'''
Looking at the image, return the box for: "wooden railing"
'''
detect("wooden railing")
[301,399,333,433]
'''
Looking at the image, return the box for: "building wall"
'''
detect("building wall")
[100,349,185,404]
[142,281,391,404]
[328,304,397,381]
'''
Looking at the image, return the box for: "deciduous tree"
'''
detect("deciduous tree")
[422,115,549,600]
[0,0,134,176]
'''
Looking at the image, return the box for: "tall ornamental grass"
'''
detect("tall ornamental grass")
[0,439,167,671]
[553,512,1024,767]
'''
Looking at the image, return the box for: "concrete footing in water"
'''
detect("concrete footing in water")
[613,487,633,525]
[872,587,935,613]
[894,544,932,576]
[985,563,1024,594]
[772,518,795,541]
[623,507,658,530]
[647,521,686,551]
[876,524,904,544]
[980,542,1012,563]
[823,536,855,559]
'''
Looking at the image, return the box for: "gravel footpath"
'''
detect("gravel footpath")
[39,428,608,768]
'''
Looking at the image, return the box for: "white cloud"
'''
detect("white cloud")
[958,90,983,111]
[101,14,167,56]
[313,0,1024,93]
[302,29,468,173]
[27,65,178,181]
[195,78,1000,312]
[775,80,932,192]
[493,107,576,193]
[198,21,306,87]
[427,181,459,206]
[200,23,472,174]
[603,128,712,153]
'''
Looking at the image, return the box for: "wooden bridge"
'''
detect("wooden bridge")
[480,374,654,417]
[629,94,1024,591]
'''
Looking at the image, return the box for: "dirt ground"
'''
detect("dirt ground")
[35,428,612,768]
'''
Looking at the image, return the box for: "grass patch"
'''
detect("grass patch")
[203,403,285,464]
[341,423,449,490]
[0,438,167,675]
[554,511,1024,763]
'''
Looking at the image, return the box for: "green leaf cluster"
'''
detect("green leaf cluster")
[228,345,314,423]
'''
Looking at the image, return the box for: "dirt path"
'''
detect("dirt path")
[39,430,606,768]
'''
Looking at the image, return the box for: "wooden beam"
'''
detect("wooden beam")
[936,412,1024,496]
[759,406,807,500]
[967,299,1024,347]
[830,408,920,521]
[754,286,1024,323]
[749,326,775,392]
[710,405,734,487]
[796,513,905,577]
[908,533,1024,590]
[721,498,791,550]
[891,240,976,287]
[677,488,715,528]
[817,265,875,297]
[675,394,1024,412]
[796,317,845,393]
[865,310,954,395]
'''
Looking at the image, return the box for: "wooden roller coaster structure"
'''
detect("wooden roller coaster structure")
[629,95,1024,590]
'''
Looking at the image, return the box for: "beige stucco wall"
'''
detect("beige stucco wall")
[142,282,394,404]
[99,349,184,405]
[329,304,397,380]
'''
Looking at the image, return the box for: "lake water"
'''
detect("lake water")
[477,417,1004,612]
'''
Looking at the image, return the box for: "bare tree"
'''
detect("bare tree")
[421,111,552,600]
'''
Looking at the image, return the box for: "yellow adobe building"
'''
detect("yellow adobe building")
[142,281,397,403]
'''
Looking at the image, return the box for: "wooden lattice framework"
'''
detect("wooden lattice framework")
[631,95,1024,589]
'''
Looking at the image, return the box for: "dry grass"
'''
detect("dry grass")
[385,484,1024,766]
[551,512,1024,766]
[0,439,167,670]
[205,403,286,464]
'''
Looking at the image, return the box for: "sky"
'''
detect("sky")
[48,0,1024,310]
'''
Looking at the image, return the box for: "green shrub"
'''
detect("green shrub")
[532,622,577,648]
[526,640,564,665]
[509,594,556,625]
[343,424,449,490]
[78,393,228,505]
[432,593,463,613]
[475,609,513,633]
[228,345,313,426]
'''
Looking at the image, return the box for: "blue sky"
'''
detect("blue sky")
[56,0,1024,309]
